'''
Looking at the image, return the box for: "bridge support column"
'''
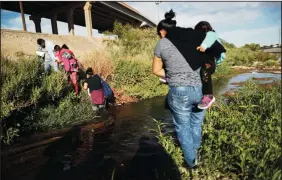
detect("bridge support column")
[51,13,58,34]
[84,2,93,38]
[29,16,41,33]
[67,9,75,35]
[19,1,27,31]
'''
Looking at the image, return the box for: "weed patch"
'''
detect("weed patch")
[155,81,281,179]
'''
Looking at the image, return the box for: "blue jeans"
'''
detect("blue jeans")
[167,85,206,167]
[44,61,59,73]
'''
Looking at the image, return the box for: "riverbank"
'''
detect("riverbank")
[1,112,115,152]
[1,77,280,180]
[232,65,281,71]
[155,81,281,180]
[1,55,278,145]
[2,22,281,145]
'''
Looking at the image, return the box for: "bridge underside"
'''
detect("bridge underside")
[1,1,156,37]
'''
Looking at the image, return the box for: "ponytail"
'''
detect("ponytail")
[157,9,177,36]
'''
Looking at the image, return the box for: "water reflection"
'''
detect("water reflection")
[219,72,281,94]
[1,72,281,180]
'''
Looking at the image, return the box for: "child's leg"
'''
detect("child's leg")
[69,72,78,94]
[53,61,59,72]
[201,60,215,95]
[198,60,216,110]
[201,65,212,95]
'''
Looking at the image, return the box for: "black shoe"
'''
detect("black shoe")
[189,165,198,170]
[182,162,198,170]
[182,158,202,170]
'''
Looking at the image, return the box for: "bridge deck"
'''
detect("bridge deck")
[1,1,156,36]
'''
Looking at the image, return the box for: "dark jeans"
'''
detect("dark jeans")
[200,59,216,95]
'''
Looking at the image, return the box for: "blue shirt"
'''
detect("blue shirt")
[201,31,226,65]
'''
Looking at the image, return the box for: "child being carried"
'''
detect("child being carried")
[195,21,226,109]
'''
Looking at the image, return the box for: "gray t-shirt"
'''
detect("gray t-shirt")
[154,38,202,86]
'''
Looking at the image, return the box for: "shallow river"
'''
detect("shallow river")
[1,72,281,180]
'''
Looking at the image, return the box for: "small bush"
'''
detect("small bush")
[263,59,280,67]
[1,57,43,118]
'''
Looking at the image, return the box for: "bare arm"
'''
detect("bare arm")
[55,56,62,63]
[152,55,165,78]
[83,82,88,90]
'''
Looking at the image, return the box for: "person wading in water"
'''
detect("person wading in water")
[152,9,214,169]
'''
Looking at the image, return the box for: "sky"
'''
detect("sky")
[1,1,281,47]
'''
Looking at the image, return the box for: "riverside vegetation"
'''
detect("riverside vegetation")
[154,80,281,180]
[1,22,280,148]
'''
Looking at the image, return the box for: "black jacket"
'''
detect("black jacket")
[166,27,226,70]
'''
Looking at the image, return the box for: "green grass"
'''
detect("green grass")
[112,59,168,99]
[104,22,279,101]
[2,22,279,146]
[1,56,96,144]
[154,80,281,180]
[223,44,280,67]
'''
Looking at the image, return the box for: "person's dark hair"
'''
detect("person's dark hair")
[54,45,61,52]
[86,67,94,76]
[157,9,177,37]
[37,38,45,46]
[61,44,69,49]
[194,21,215,33]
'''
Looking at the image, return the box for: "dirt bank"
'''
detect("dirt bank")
[1,29,138,104]
[1,29,104,60]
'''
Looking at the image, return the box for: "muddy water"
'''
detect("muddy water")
[1,72,281,180]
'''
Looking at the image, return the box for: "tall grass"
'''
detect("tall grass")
[81,50,115,80]
[155,80,281,179]
[1,56,96,144]
[102,22,168,99]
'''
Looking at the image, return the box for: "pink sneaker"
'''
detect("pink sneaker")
[198,95,215,109]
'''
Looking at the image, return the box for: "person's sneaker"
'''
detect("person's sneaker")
[182,161,198,170]
[198,95,215,109]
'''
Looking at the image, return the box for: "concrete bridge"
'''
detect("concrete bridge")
[1,1,156,38]
[261,47,281,54]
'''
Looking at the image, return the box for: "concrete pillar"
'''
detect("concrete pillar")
[67,8,75,35]
[19,1,27,31]
[83,2,93,38]
[51,13,58,34]
[29,16,41,33]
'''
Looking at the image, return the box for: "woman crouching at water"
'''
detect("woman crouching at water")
[83,68,106,115]
[152,10,210,169]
